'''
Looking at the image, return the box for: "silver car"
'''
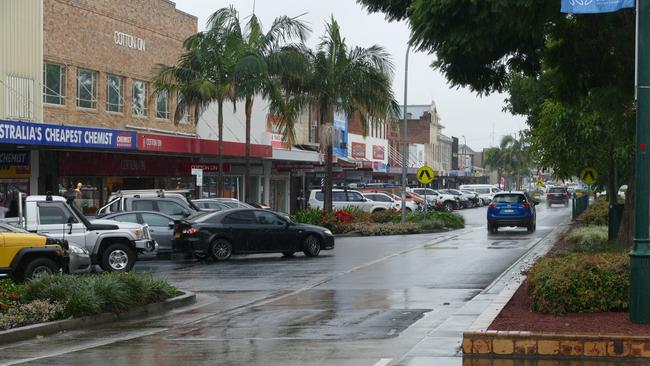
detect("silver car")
[100,211,175,254]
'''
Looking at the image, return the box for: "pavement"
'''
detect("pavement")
[0,204,576,365]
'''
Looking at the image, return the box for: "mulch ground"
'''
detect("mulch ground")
[488,225,650,334]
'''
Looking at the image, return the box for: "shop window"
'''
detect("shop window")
[5,75,34,121]
[106,75,124,113]
[77,68,97,109]
[155,91,169,119]
[43,63,66,105]
[132,80,147,116]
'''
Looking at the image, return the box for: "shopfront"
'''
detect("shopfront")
[0,151,31,214]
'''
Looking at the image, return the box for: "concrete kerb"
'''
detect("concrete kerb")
[0,290,196,345]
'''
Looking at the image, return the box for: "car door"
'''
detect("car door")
[156,200,191,218]
[331,191,347,210]
[140,213,174,253]
[347,191,370,211]
[36,201,87,249]
[253,210,292,252]
[221,210,258,253]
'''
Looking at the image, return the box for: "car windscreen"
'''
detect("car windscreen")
[474,188,490,194]
[493,194,526,204]
[549,188,566,193]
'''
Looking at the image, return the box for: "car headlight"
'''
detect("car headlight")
[323,229,333,236]
[131,228,144,240]
[69,245,88,254]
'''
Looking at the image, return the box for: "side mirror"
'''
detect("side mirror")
[67,216,75,224]
[168,221,175,229]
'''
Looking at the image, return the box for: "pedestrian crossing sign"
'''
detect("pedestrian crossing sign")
[417,166,435,184]
[580,167,598,185]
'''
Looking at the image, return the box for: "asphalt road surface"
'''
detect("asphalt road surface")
[0,203,572,366]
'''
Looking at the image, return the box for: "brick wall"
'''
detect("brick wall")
[43,0,197,132]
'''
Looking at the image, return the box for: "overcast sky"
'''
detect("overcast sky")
[174,0,527,150]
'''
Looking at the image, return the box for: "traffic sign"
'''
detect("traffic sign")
[416,166,435,184]
[536,180,544,187]
[580,167,598,185]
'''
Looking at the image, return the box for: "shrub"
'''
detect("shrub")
[0,280,23,313]
[527,252,629,315]
[579,199,609,226]
[291,208,323,226]
[371,209,401,223]
[566,226,610,252]
[23,272,177,318]
[407,211,465,229]
[350,222,421,236]
[0,300,65,330]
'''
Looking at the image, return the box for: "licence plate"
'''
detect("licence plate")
[174,232,181,239]
[502,209,515,213]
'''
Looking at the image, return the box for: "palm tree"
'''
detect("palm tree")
[484,135,530,190]
[271,18,399,214]
[208,8,310,202]
[153,10,238,196]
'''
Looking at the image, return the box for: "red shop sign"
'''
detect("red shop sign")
[179,163,231,174]
[59,152,192,176]
[139,133,198,154]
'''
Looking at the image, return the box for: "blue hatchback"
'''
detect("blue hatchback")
[487,191,538,233]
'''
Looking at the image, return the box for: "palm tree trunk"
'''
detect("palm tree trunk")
[244,96,253,203]
[322,107,334,215]
[217,99,225,197]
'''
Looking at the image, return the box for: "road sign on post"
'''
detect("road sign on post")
[417,166,435,184]
[191,168,203,199]
[580,167,598,186]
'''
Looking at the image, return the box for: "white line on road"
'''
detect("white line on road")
[373,358,392,366]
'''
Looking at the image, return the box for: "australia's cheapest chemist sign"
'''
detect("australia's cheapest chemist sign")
[0,120,137,149]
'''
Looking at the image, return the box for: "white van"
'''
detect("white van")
[459,184,501,203]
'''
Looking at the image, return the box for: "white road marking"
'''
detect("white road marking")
[373,358,392,366]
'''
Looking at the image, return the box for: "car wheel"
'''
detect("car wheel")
[282,251,295,258]
[487,223,492,232]
[210,239,232,261]
[444,202,454,212]
[23,257,60,281]
[302,235,321,257]
[100,243,135,272]
[491,225,498,234]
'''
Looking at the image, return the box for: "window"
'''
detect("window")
[157,201,187,216]
[111,213,139,223]
[6,75,35,120]
[178,92,190,123]
[223,210,256,224]
[347,192,365,202]
[106,75,123,112]
[332,192,347,201]
[132,200,155,211]
[493,194,526,204]
[77,68,97,108]
[141,213,171,227]
[38,204,75,225]
[43,63,66,105]
[254,211,286,226]
[372,195,392,202]
[155,91,169,119]
[132,80,147,116]
[309,120,318,143]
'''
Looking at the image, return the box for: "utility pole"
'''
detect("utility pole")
[401,44,411,224]
[631,0,650,323]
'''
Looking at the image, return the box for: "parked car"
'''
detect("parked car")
[173,208,334,260]
[100,211,180,253]
[409,188,456,212]
[487,191,539,233]
[192,199,253,211]
[357,186,425,206]
[459,184,501,204]
[440,189,471,209]
[0,229,69,281]
[97,190,202,218]
[362,192,406,211]
[381,192,422,212]
[546,186,569,207]
[461,190,483,207]
[308,189,394,213]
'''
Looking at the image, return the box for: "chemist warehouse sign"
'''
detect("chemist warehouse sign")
[0,120,136,150]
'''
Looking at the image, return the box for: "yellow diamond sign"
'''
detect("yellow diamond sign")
[580,167,598,185]
[416,166,435,184]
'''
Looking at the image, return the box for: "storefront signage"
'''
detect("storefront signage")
[0,151,30,178]
[180,163,231,174]
[372,145,385,160]
[114,31,146,52]
[351,142,366,159]
[0,120,136,150]
[138,132,272,158]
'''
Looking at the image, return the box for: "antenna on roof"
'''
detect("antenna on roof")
[252,0,256,14]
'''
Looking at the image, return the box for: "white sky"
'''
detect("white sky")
[173,0,527,150]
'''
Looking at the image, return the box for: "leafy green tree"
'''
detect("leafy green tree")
[153,13,239,196]
[283,18,399,214]
[209,7,310,202]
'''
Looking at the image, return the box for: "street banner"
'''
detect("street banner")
[561,0,635,14]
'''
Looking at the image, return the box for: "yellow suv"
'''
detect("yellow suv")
[0,232,69,281]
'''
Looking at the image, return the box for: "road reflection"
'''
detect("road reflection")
[463,357,649,366]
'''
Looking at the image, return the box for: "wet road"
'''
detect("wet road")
[0,204,572,366]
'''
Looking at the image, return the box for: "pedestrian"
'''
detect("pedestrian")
[74,182,83,211]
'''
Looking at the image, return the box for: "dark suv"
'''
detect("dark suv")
[546,187,569,207]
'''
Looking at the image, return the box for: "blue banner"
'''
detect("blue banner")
[0,120,137,150]
[561,0,635,13]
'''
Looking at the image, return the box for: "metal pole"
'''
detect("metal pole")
[401,44,411,224]
[631,0,650,323]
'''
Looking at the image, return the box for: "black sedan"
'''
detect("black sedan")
[173,208,335,260]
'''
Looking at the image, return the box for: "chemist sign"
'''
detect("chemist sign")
[0,120,137,150]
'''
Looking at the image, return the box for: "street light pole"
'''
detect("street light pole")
[631,0,650,323]
[401,44,411,224]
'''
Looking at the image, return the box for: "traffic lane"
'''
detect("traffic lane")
[458,200,571,231]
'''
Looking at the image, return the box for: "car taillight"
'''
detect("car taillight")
[521,202,530,209]
[488,202,496,209]
[547,193,551,197]
[563,192,568,197]
[182,227,198,235]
